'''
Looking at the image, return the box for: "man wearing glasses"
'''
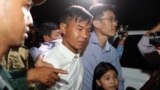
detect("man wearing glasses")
[81,3,124,90]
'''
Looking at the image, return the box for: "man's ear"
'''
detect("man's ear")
[93,20,100,28]
[60,23,66,35]
[96,80,101,86]
[43,35,49,42]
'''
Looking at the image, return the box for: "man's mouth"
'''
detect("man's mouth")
[24,26,30,39]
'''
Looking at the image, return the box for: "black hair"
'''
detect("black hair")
[89,3,116,20]
[38,22,59,42]
[92,62,118,90]
[25,25,40,48]
[60,5,93,24]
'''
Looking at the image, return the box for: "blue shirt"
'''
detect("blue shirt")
[117,44,124,59]
[81,32,124,90]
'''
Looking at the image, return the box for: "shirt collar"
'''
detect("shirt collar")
[90,32,110,52]
[57,42,80,62]
[90,32,99,44]
[105,41,110,52]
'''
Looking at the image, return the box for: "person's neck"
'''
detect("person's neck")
[95,31,108,49]
[0,42,9,59]
[62,40,79,54]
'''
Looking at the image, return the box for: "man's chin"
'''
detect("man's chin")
[24,33,28,39]
[10,42,23,48]
[12,38,25,48]
[111,33,116,36]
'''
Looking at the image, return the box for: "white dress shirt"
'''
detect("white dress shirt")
[43,42,83,90]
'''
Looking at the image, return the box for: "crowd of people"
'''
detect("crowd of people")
[0,0,159,90]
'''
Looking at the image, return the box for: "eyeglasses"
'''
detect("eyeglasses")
[99,17,118,24]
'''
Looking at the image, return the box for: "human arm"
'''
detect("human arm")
[34,54,53,68]
[27,55,67,87]
[27,66,67,87]
[137,23,160,56]
[29,47,42,61]
[137,23,160,68]
[116,44,124,59]
[114,31,128,59]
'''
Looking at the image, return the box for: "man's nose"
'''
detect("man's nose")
[81,29,90,39]
[22,6,33,26]
[26,11,33,26]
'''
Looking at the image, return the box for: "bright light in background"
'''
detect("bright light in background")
[92,0,113,4]
[69,0,115,9]
[92,0,116,9]
[70,0,114,9]
[93,0,98,4]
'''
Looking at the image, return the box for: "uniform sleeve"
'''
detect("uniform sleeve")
[9,69,28,90]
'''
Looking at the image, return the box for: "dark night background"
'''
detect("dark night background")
[31,0,160,70]
[31,0,160,30]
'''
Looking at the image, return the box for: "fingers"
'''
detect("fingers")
[47,76,57,86]
[43,69,65,87]
[46,78,56,87]
[35,55,68,75]
[40,67,67,86]
[44,68,67,87]
[36,59,53,68]
[33,55,68,87]
[52,68,68,74]
[35,55,53,68]
[34,54,44,67]
[37,67,60,86]
[36,54,44,60]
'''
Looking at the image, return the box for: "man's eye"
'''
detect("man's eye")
[78,28,83,31]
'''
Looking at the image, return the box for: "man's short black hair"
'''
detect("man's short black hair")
[89,3,115,20]
[60,5,93,23]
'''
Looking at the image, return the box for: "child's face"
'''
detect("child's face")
[49,29,62,41]
[96,70,118,90]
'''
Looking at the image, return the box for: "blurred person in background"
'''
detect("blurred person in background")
[138,23,160,90]
[30,22,62,62]
[138,23,160,68]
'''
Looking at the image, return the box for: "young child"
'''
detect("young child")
[38,22,62,53]
[92,62,119,90]
[29,22,62,61]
